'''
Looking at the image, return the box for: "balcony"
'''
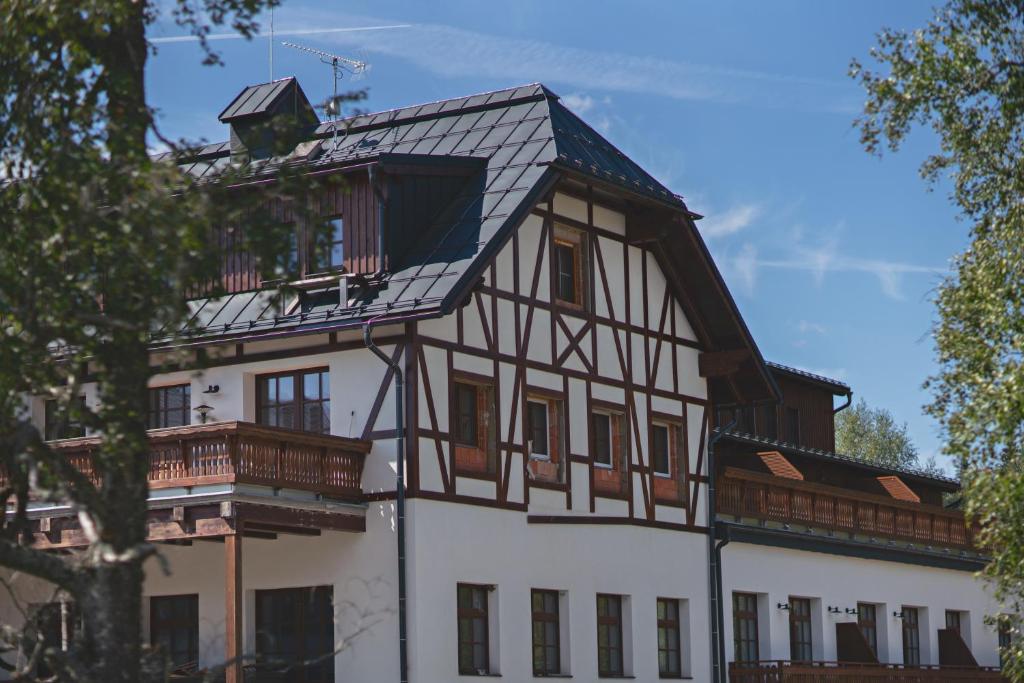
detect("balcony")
[718,467,975,550]
[42,420,370,500]
[729,661,1005,682]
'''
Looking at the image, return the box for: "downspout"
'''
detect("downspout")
[364,319,408,683]
[708,415,737,683]
[833,389,853,414]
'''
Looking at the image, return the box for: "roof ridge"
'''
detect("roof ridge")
[766,360,850,390]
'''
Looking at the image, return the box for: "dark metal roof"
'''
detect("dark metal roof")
[767,360,850,393]
[159,80,770,403]
[219,77,299,122]
[718,429,959,488]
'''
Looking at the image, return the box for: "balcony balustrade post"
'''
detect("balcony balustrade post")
[276,441,285,487]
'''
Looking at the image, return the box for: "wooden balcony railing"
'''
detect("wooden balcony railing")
[39,421,370,500]
[729,660,1005,682]
[718,467,975,550]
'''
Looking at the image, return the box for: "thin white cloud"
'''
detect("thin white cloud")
[149,24,412,44]
[750,253,942,300]
[797,320,827,335]
[732,243,759,295]
[699,203,761,240]
[561,93,595,115]
[277,12,858,112]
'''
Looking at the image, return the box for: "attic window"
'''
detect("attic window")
[553,224,589,309]
[876,476,920,503]
[311,216,344,274]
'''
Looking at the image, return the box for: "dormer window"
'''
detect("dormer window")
[323,216,344,271]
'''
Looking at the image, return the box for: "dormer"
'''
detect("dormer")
[219,77,319,164]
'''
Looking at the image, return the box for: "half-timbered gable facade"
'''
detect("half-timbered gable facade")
[0,78,1007,683]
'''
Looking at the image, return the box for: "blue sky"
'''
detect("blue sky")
[147,1,966,472]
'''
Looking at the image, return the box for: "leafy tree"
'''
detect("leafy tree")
[851,0,1024,676]
[0,1,358,680]
[835,398,920,470]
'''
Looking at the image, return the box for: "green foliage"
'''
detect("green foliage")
[852,0,1024,676]
[0,1,361,680]
[835,398,920,470]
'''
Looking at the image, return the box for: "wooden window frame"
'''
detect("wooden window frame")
[657,597,683,678]
[591,411,615,469]
[147,384,191,430]
[453,381,481,447]
[255,367,331,435]
[788,597,813,662]
[527,393,565,484]
[901,606,921,666]
[308,215,345,276]
[733,592,759,664]
[150,594,199,674]
[254,585,335,683]
[457,583,491,676]
[596,593,624,677]
[531,589,561,676]
[857,602,878,657]
[451,375,496,476]
[552,224,589,311]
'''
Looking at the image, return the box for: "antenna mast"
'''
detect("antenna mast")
[269,7,274,81]
[281,41,367,149]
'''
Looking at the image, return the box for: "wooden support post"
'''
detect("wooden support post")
[225,532,243,683]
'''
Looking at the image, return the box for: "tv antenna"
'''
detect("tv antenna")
[282,41,366,148]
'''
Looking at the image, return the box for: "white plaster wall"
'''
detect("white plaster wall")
[406,498,710,682]
[722,542,1002,668]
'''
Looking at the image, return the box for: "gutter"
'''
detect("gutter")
[707,416,736,683]
[833,389,853,414]
[363,318,409,683]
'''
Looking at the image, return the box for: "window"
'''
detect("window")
[457,584,490,675]
[592,413,612,467]
[945,610,962,634]
[555,241,578,304]
[858,603,877,656]
[255,586,334,683]
[733,593,759,664]
[528,401,549,457]
[257,368,330,434]
[453,382,480,447]
[785,407,800,444]
[553,226,588,308]
[657,598,682,678]
[735,406,755,434]
[596,594,624,677]
[532,590,560,676]
[901,607,920,666]
[527,397,564,483]
[147,385,191,429]
[999,619,1012,668]
[652,424,671,476]
[44,397,86,440]
[150,595,198,673]
[788,597,812,662]
[318,216,344,272]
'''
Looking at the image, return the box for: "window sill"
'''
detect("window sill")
[459,673,501,678]
[597,676,635,679]
[534,674,572,678]
[594,462,615,470]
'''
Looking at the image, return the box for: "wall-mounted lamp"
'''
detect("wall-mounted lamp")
[845,608,859,615]
[202,385,220,394]
[776,602,790,611]
[194,404,214,424]
[827,606,842,614]
[893,610,905,619]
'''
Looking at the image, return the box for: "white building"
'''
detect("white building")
[1,79,1005,682]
